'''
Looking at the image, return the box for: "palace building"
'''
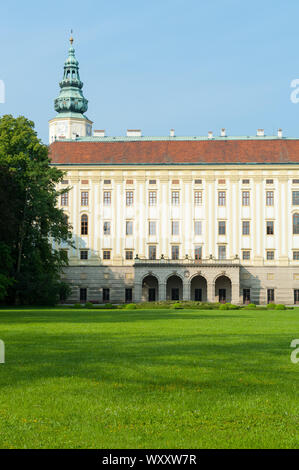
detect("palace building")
[49,38,299,305]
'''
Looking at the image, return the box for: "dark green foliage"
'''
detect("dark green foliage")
[267,303,276,309]
[85,302,94,309]
[275,304,286,310]
[219,303,239,310]
[125,303,137,309]
[244,303,256,309]
[0,115,72,305]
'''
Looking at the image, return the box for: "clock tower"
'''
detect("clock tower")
[49,35,93,143]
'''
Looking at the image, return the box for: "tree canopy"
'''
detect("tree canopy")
[0,115,72,305]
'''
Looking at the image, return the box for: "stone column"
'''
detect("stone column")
[159,283,166,301]
[207,282,215,303]
[183,280,190,301]
[231,283,240,305]
[134,283,142,303]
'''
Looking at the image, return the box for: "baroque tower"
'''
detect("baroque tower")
[49,35,93,143]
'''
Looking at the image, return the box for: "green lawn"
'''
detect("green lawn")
[0,308,298,449]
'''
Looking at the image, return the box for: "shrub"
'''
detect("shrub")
[219,303,230,310]
[73,303,83,309]
[267,303,276,309]
[173,302,183,309]
[85,302,94,309]
[103,303,115,309]
[275,304,286,310]
[125,303,137,310]
[244,303,256,309]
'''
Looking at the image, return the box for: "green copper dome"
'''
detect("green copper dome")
[54,37,88,115]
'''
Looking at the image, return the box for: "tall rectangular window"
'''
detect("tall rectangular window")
[266,221,274,235]
[103,250,111,260]
[171,221,179,235]
[125,250,133,260]
[292,191,299,205]
[194,220,202,235]
[242,191,250,206]
[266,191,274,206]
[218,221,226,235]
[266,251,274,260]
[61,192,69,206]
[293,251,299,260]
[242,221,250,235]
[218,245,226,259]
[103,221,111,235]
[81,191,89,206]
[218,191,226,206]
[148,245,156,260]
[194,191,202,205]
[125,288,133,302]
[80,288,87,302]
[149,221,156,235]
[242,250,250,260]
[126,191,134,206]
[171,245,179,260]
[194,246,202,260]
[104,191,111,205]
[149,191,157,205]
[243,289,250,303]
[267,289,275,303]
[172,191,179,205]
[80,250,88,260]
[126,221,133,235]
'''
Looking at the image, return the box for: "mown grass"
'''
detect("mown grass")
[0,308,298,449]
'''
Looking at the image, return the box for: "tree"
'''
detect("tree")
[0,115,72,305]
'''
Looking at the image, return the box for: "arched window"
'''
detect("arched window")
[293,213,299,234]
[66,70,70,79]
[81,214,88,235]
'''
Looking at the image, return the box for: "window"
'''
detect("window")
[267,289,275,304]
[293,213,299,234]
[148,245,156,260]
[266,191,274,206]
[103,221,111,235]
[81,180,89,185]
[125,250,133,260]
[293,179,299,184]
[266,221,274,235]
[293,191,299,205]
[242,221,250,235]
[194,246,202,260]
[81,191,88,206]
[218,191,226,206]
[242,191,250,206]
[61,192,69,206]
[103,288,110,302]
[126,179,133,185]
[149,179,156,185]
[294,289,299,304]
[80,250,88,260]
[194,191,202,205]
[125,288,133,302]
[194,179,202,184]
[243,289,250,304]
[242,179,250,184]
[104,179,111,184]
[218,245,226,259]
[266,251,274,260]
[218,221,226,235]
[172,191,179,205]
[81,214,88,235]
[218,179,226,184]
[80,288,87,302]
[242,251,250,260]
[104,191,111,205]
[149,221,156,235]
[103,250,111,260]
[149,191,157,205]
[293,251,299,260]
[194,220,202,235]
[171,221,179,235]
[266,179,273,184]
[172,179,179,184]
[126,221,133,235]
[172,245,179,260]
[61,180,69,185]
[126,191,134,206]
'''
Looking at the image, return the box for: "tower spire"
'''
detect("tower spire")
[54,35,88,115]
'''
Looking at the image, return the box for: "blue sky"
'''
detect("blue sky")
[1,0,299,143]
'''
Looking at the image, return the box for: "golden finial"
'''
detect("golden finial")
[70,29,74,45]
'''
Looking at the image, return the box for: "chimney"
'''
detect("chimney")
[126,129,142,137]
[94,130,106,137]
[208,131,213,139]
[170,128,175,137]
[277,128,283,138]
[221,128,226,137]
[257,129,264,137]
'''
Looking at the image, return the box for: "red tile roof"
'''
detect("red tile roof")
[49,139,299,165]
